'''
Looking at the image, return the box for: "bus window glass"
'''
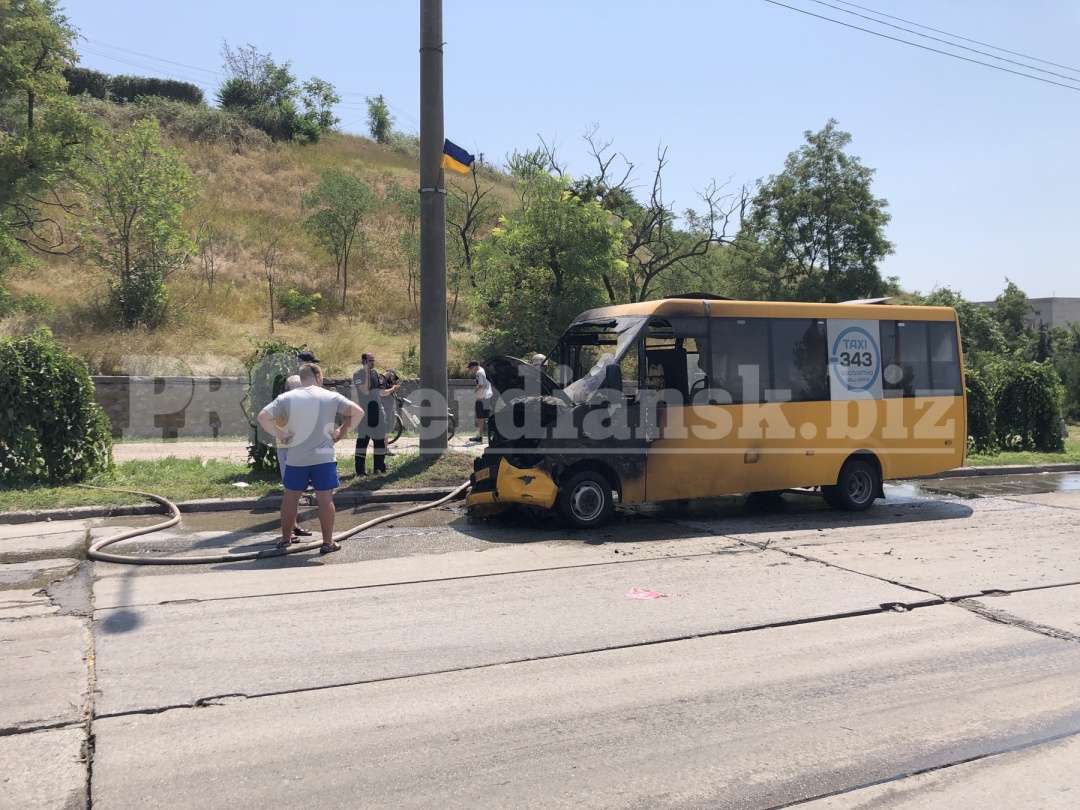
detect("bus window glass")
[928,321,962,395]
[769,319,829,402]
[881,321,931,397]
[710,318,768,404]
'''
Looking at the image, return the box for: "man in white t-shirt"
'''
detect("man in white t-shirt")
[258,363,363,554]
[468,360,493,443]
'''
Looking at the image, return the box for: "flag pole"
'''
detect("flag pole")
[419,0,448,455]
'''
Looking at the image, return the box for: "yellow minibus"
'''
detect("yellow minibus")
[465,294,966,528]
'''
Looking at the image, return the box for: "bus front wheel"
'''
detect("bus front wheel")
[823,459,879,512]
[558,470,615,529]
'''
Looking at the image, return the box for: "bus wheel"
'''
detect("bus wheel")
[558,471,615,528]
[823,459,879,512]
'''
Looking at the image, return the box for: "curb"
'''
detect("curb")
[904,463,1080,480]
[0,486,463,525]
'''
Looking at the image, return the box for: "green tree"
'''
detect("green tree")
[738,119,893,302]
[992,359,1065,452]
[993,278,1032,351]
[215,42,339,143]
[301,169,376,308]
[80,116,197,329]
[471,173,626,357]
[446,167,499,329]
[386,181,420,313]
[919,287,1006,361]
[566,130,744,302]
[1,0,95,285]
[0,326,112,485]
[365,94,393,144]
[1051,324,1080,422]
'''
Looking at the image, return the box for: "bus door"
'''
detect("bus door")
[641,317,743,501]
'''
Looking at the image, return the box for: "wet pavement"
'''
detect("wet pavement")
[898,471,1080,498]
[4,471,1080,808]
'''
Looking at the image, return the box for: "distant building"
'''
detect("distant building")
[975,297,1080,330]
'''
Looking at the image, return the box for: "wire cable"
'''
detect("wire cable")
[823,0,1080,74]
[804,0,1080,85]
[760,0,1080,92]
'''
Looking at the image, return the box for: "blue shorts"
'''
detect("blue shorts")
[282,462,340,492]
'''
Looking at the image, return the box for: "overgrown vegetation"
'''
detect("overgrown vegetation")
[920,282,1074,454]
[0,327,112,485]
[0,450,475,512]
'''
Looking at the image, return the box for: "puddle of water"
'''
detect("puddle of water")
[897,472,1080,499]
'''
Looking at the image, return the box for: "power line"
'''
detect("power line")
[80,46,213,89]
[804,0,1080,85]
[83,37,223,78]
[760,0,1080,92]
[824,0,1080,74]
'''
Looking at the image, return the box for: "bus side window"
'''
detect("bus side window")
[770,319,828,402]
[881,321,933,397]
[710,318,767,404]
[929,321,962,395]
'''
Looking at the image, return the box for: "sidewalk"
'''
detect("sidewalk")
[112,435,484,463]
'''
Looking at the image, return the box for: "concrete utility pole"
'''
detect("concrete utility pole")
[419,0,447,455]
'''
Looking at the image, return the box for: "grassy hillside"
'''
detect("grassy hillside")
[2,98,516,378]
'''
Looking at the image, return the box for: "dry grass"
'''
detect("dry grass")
[2,120,518,377]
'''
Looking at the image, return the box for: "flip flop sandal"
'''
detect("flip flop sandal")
[318,542,341,555]
[275,538,292,549]
[292,526,313,537]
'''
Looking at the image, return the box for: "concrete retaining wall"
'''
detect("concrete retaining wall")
[91,376,479,439]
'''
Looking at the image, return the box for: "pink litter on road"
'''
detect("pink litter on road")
[626,586,670,600]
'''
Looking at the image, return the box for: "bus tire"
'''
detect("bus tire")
[823,459,879,512]
[558,470,615,529]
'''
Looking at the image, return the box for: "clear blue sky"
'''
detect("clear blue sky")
[65,0,1080,302]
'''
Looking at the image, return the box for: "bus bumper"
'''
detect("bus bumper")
[466,458,559,514]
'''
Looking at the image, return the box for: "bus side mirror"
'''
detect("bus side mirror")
[604,363,623,394]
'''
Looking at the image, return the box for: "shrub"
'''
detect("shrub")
[993,361,1065,452]
[0,327,113,486]
[64,67,110,99]
[398,344,420,377]
[964,368,996,453]
[110,75,204,105]
[277,287,321,321]
[243,338,304,472]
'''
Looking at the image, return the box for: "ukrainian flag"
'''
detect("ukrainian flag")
[441,139,475,174]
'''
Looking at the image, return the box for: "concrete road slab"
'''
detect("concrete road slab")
[0,728,86,809]
[0,530,87,560]
[806,733,1080,808]
[92,547,922,715]
[1006,490,1080,510]
[969,585,1080,637]
[92,532,742,608]
[0,558,80,590]
[0,519,89,540]
[90,609,1080,810]
[680,498,1080,598]
[0,588,59,619]
[1,616,88,731]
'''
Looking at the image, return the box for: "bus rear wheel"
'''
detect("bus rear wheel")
[558,470,615,529]
[822,459,879,512]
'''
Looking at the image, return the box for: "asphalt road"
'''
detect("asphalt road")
[2,481,1080,808]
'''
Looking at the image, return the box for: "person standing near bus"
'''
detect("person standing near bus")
[353,352,400,474]
[468,360,493,443]
[258,363,363,554]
